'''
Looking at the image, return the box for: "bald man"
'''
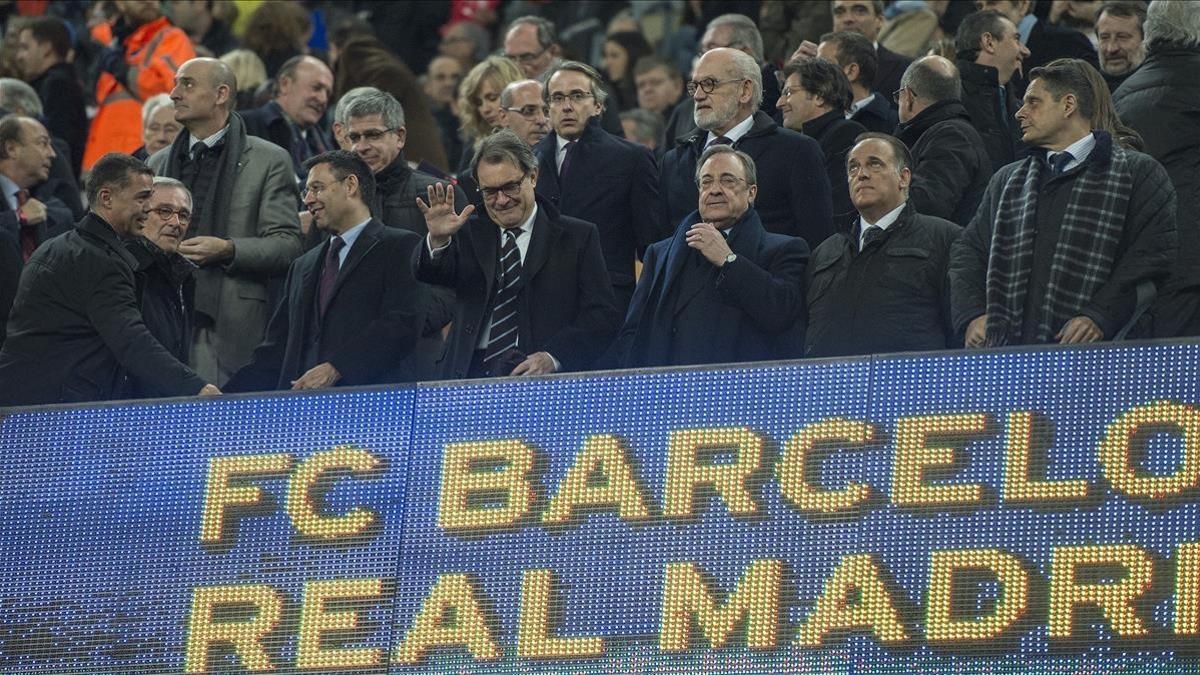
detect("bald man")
[242,54,335,181]
[147,57,302,386]
[893,55,992,226]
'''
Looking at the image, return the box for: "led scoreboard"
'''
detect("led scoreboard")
[2,341,1200,673]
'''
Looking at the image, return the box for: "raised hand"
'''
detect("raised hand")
[417,182,475,248]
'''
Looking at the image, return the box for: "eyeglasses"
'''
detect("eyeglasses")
[698,175,748,190]
[893,87,910,102]
[302,176,348,198]
[548,91,594,106]
[686,77,746,95]
[150,206,191,224]
[846,158,891,177]
[477,176,527,201]
[345,128,395,144]
[507,46,548,64]
[503,105,550,119]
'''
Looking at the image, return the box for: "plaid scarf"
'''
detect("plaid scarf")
[984,132,1133,345]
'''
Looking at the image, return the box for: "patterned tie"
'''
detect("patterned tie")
[861,225,884,251]
[558,140,577,180]
[15,189,36,261]
[317,236,345,318]
[483,228,523,368]
[1049,151,1074,176]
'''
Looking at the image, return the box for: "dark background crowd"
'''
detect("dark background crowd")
[0,0,1195,407]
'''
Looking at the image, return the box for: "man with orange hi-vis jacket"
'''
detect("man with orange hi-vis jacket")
[83,1,195,170]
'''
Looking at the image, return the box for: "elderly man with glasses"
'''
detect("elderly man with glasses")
[499,79,550,147]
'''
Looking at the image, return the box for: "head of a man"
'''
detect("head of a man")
[620,108,663,150]
[171,58,236,133]
[777,57,852,131]
[634,56,684,115]
[504,16,559,79]
[1143,0,1200,52]
[332,85,379,150]
[302,150,375,234]
[0,115,55,188]
[689,48,761,135]
[0,78,42,118]
[344,91,406,174]
[14,17,70,81]
[167,0,214,37]
[831,0,886,42]
[897,55,960,123]
[275,55,333,129]
[695,145,757,229]
[956,11,1029,85]
[143,178,192,253]
[847,134,911,221]
[500,79,549,147]
[1016,61,1095,150]
[818,31,877,93]
[700,13,765,63]
[142,94,182,155]
[471,129,539,230]
[1095,1,1146,76]
[439,21,490,68]
[116,0,162,26]
[973,0,1030,26]
[425,55,464,106]
[545,62,606,141]
[86,153,155,238]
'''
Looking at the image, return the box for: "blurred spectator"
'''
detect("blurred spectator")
[333,36,450,172]
[350,1,449,77]
[1051,0,1103,44]
[242,55,334,182]
[146,57,302,386]
[84,0,196,170]
[438,20,492,70]
[878,1,946,58]
[424,55,465,169]
[1094,1,1147,90]
[777,57,865,231]
[242,0,312,78]
[218,48,268,110]
[602,30,653,112]
[0,153,216,405]
[12,17,86,179]
[792,1,913,104]
[927,36,958,58]
[533,61,661,312]
[134,93,181,160]
[499,79,550,147]
[633,56,685,120]
[620,108,664,151]
[1068,56,1142,150]
[1113,0,1200,337]
[895,55,991,226]
[973,0,1099,93]
[818,31,899,134]
[760,1,833,65]
[955,10,1029,172]
[456,55,523,170]
[0,114,74,264]
[661,48,833,246]
[806,134,959,357]
[0,82,85,221]
[167,0,238,57]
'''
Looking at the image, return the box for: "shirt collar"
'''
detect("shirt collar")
[704,113,755,147]
[848,92,877,117]
[1018,14,1037,45]
[337,217,372,251]
[1048,132,1096,173]
[0,173,20,209]
[858,201,906,248]
[188,124,229,151]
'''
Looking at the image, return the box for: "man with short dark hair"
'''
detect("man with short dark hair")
[166,0,239,57]
[792,0,912,104]
[951,60,1176,348]
[13,17,87,177]
[972,0,1099,94]
[226,151,424,392]
[895,56,992,226]
[415,129,619,379]
[633,56,685,119]
[806,134,960,356]
[0,153,219,405]
[1095,1,1147,91]
[609,145,809,367]
[424,55,464,166]
[955,10,1030,172]
[533,61,660,312]
[499,79,550,147]
[241,55,335,181]
[817,31,899,134]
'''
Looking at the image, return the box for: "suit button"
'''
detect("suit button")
[466,326,474,335]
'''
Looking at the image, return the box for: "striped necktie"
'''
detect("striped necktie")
[483,228,523,367]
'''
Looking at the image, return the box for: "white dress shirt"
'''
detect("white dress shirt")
[858,201,906,250]
[1047,133,1096,175]
[704,113,755,147]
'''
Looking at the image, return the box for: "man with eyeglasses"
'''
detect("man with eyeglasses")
[415,129,619,380]
[532,61,661,313]
[607,145,808,368]
[660,48,832,250]
[805,134,959,357]
[498,80,550,147]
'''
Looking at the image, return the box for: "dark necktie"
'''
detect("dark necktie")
[484,228,523,368]
[317,236,345,318]
[1049,151,1074,176]
[861,225,884,251]
[191,142,208,161]
[558,140,577,180]
[707,135,732,148]
[15,189,36,262]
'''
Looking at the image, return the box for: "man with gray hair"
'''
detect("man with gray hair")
[498,79,550,147]
[894,55,992,226]
[1114,0,1200,337]
[660,48,832,248]
[608,144,809,368]
[415,129,619,379]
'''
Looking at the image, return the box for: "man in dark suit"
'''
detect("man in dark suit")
[415,129,620,380]
[12,17,87,178]
[817,31,899,135]
[533,61,661,312]
[0,153,218,406]
[226,151,424,392]
[0,115,74,262]
[609,145,809,368]
[661,48,832,248]
[241,55,334,181]
[777,57,866,232]
[956,10,1030,172]
[974,0,1099,95]
[831,0,912,102]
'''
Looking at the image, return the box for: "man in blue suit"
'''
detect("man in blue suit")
[659,48,833,250]
[608,145,809,368]
[532,61,662,312]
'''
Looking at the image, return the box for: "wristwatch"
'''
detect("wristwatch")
[722,253,737,267]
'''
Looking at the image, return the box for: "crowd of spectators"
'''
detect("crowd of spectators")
[0,0,1193,407]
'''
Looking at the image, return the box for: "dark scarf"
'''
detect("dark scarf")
[985,131,1133,345]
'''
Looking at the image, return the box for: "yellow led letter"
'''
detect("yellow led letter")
[296,578,384,669]
[199,454,292,544]
[664,427,764,518]
[893,414,987,508]
[542,434,652,525]
[184,584,283,672]
[1175,541,1200,636]
[394,574,500,664]
[286,447,381,540]
[926,548,1029,642]
[1002,411,1089,503]
[797,554,909,647]
[1099,400,1200,499]
[777,418,874,513]
[438,440,536,531]
[517,569,604,658]
[1048,544,1153,638]
[660,559,783,651]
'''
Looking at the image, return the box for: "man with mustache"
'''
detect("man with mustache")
[1095,1,1147,91]
[242,55,335,182]
[0,153,219,405]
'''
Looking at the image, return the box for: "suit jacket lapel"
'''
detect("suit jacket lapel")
[536,135,561,201]
[470,218,499,297]
[329,220,381,304]
[521,207,558,285]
